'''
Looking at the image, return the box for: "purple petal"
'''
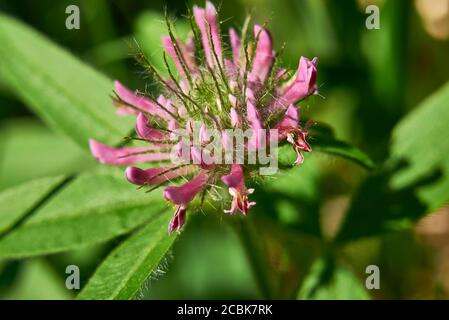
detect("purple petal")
[113,99,136,116]
[89,139,170,166]
[224,59,238,79]
[245,87,256,103]
[115,81,176,121]
[155,95,177,120]
[275,105,299,129]
[278,57,318,106]
[163,172,209,205]
[229,28,241,65]
[199,123,209,144]
[168,205,187,234]
[114,81,156,113]
[125,166,190,185]
[230,107,240,127]
[221,164,244,189]
[249,25,274,83]
[246,101,264,150]
[247,101,263,130]
[135,113,167,141]
[161,36,196,85]
[193,1,222,67]
[221,129,232,152]
[221,165,255,215]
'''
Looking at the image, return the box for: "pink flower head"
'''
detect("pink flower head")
[89,1,317,233]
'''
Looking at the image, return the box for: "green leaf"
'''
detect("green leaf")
[312,135,375,170]
[0,119,94,190]
[298,257,370,300]
[0,175,66,235]
[77,213,176,300]
[0,171,167,259]
[390,80,449,210]
[336,82,449,243]
[0,15,133,150]
[3,259,73,300]
[256,154,322,236]
[336,169,429,242]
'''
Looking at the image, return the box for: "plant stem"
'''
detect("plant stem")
[230,217,273,299]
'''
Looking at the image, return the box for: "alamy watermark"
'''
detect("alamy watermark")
[365,5,380,30]
[365,265,380,290]
[65,264,80,290]
[65,5,80,30]
[168,121,279,176]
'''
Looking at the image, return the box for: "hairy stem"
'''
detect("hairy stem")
[230,217,273,299]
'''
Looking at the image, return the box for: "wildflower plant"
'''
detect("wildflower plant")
[89,1,318,233]
[3,0,445,302]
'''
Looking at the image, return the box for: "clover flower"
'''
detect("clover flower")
[89,1,318,234]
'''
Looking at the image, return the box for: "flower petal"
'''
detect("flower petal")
[249,25,274,83]
[89,139,170,166]
[161,36,196,85]
[163,172,209,205]
[193,1,222,67]
[221,164,255,215]
[168,205,187,234]
[230,107,240,127]
[221,164,245,189]
[277,57,318,107]
[229,27,241,66]
[115,81,176,121]
[221,129,232,152]
[125,166,191,185]
[114,81,156,114]
[224,59,238,79]
[246,101,264,150]
[274,104,299,140]
[135,113,167,141]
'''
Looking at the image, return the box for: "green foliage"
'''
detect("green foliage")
[298,257,370,300]
[4,259,73,300]
[337,81,449,242]
[256,156,322,236]
[336,169,429,242]
[0,15,133,150]
[0,171,166,259]
[1,0,449,300]
[390,80,449,210]
[77,213,176,300]
[0,176,66,235]
[0,119,94,190]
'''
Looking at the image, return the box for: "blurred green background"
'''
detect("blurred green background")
[1,0,449,299]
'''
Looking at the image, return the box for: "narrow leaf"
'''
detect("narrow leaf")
[77,213,176,300]
[0,171,166,259]
[0,15,133,150]
[0,176,66,235]
[312,135,375,170]
[0,119,94,190]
